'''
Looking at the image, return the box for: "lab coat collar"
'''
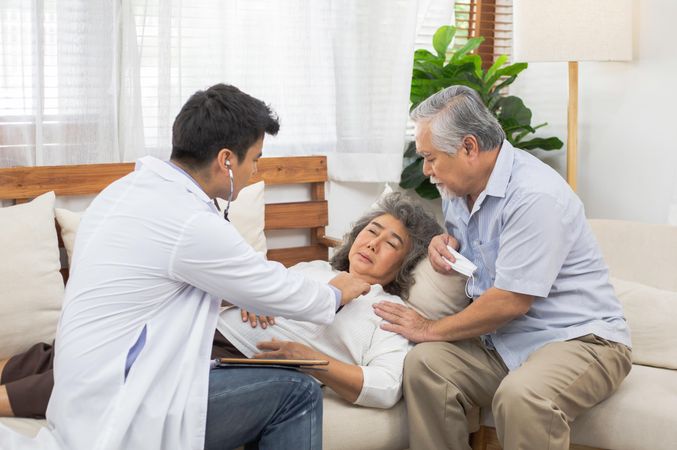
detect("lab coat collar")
[136,156,213,204]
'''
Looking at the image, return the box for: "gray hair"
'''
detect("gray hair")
[410,85,505,154]
[330,192,443,301]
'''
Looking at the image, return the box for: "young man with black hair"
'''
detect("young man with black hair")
[0,83,370,450]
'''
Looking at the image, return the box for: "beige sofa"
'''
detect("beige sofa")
[322,219,677,450]
[1,184,676,449]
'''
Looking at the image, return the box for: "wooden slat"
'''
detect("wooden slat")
[250,156,327,185]
[0,156,327,200]
[0,163,135,200]
[317,236,341,248]
[470,426,603,450]
[264,201,328,230]
[267,245,329,267]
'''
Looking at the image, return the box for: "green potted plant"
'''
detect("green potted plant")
[400,25,563,199]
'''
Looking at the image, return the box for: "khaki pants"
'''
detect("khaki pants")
[403,335,632,450]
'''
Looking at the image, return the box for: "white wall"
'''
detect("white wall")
[510,0,677,224]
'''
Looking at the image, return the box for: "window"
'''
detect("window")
[454,0,513,67]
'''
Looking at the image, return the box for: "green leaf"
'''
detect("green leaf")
[399,159,427,189]
[486,62,528,88]
[413,61,446,78]
[496,62,528,78]
[443,60,483,82]
[415,180,440,199]
[514,137,564,151]
[496,96,532,127]
[403,140,417,158]
[432,26,456,59]
[490,75,517,96]
[484,55,507,83]
[413,49,444,67]
[451,37,484,63]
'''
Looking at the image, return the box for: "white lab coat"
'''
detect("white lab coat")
[0,156,336,450]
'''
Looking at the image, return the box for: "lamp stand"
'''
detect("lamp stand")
[567,61,578,191]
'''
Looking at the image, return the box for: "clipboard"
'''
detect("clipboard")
[215,357,329,371]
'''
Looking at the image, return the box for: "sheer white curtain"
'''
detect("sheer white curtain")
[0,0,119,167]
[1,0,432,183]
[124,0,420,182]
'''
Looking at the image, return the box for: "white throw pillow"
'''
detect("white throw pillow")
[0,192,64,358]
[56,181,268,263]
[216,181,267,254]
[406,258,470,320]
[610,277,677,370]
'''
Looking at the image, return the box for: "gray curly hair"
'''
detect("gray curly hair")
[330,191,442,301]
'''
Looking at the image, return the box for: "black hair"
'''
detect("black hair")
[171,83,280,168]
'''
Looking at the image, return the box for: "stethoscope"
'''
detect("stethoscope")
[214,159,234,221]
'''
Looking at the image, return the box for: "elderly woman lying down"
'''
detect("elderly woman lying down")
[0,192,441,417]
[216,192,442,408]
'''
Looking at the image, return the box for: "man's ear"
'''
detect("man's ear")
[463,135,480,157]
[216,148,233,170]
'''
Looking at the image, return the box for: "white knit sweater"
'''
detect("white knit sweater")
[216,260,412,408]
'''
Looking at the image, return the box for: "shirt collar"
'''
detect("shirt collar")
[135,156,212,204]
[484,140,515,199]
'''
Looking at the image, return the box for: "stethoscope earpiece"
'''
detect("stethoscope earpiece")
[223,159,234,221]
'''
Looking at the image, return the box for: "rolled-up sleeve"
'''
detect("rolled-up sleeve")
[354,323,412,409]
[494,193,577,298]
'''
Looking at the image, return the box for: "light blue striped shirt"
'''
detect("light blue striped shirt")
[443,140,631,370]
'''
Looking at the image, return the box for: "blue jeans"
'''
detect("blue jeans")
[204,367,322,450]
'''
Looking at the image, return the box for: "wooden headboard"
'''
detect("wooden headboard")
[0,156,337,274]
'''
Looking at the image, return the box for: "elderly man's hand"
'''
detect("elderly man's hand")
[428,233,460,274]
[254,339,320,360]
[373,301,435,343]
[240,309,275,329]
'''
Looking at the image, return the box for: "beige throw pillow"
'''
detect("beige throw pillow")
[610,277,677,370]
[56,181,268,263]
[216,181,267,254]
[55,207,82,263]
[0,192,64,358]
[406,258,470,320]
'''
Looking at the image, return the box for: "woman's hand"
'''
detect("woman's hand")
[253,339,320,360]
[240,309,275,329]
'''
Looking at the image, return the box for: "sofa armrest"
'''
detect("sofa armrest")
[318,236,342,248]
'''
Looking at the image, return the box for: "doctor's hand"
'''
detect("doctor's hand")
[329,272,371,306]
[429,233,460,274]
[240,309,275,329]
[373,301,435,343]
[254,339,320,360]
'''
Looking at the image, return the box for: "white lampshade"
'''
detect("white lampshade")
[513,0,632,62]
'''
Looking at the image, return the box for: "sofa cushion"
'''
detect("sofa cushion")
[322,388,408,450]
[0,192,64,359]
[611,277,677,369]
[216,181,267,254]
[405,257,470,320]
[480,365,677,450]
[0,418,46,438]
[589,219,677,291]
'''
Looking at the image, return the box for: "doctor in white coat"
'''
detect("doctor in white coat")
[0,83,370,450]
